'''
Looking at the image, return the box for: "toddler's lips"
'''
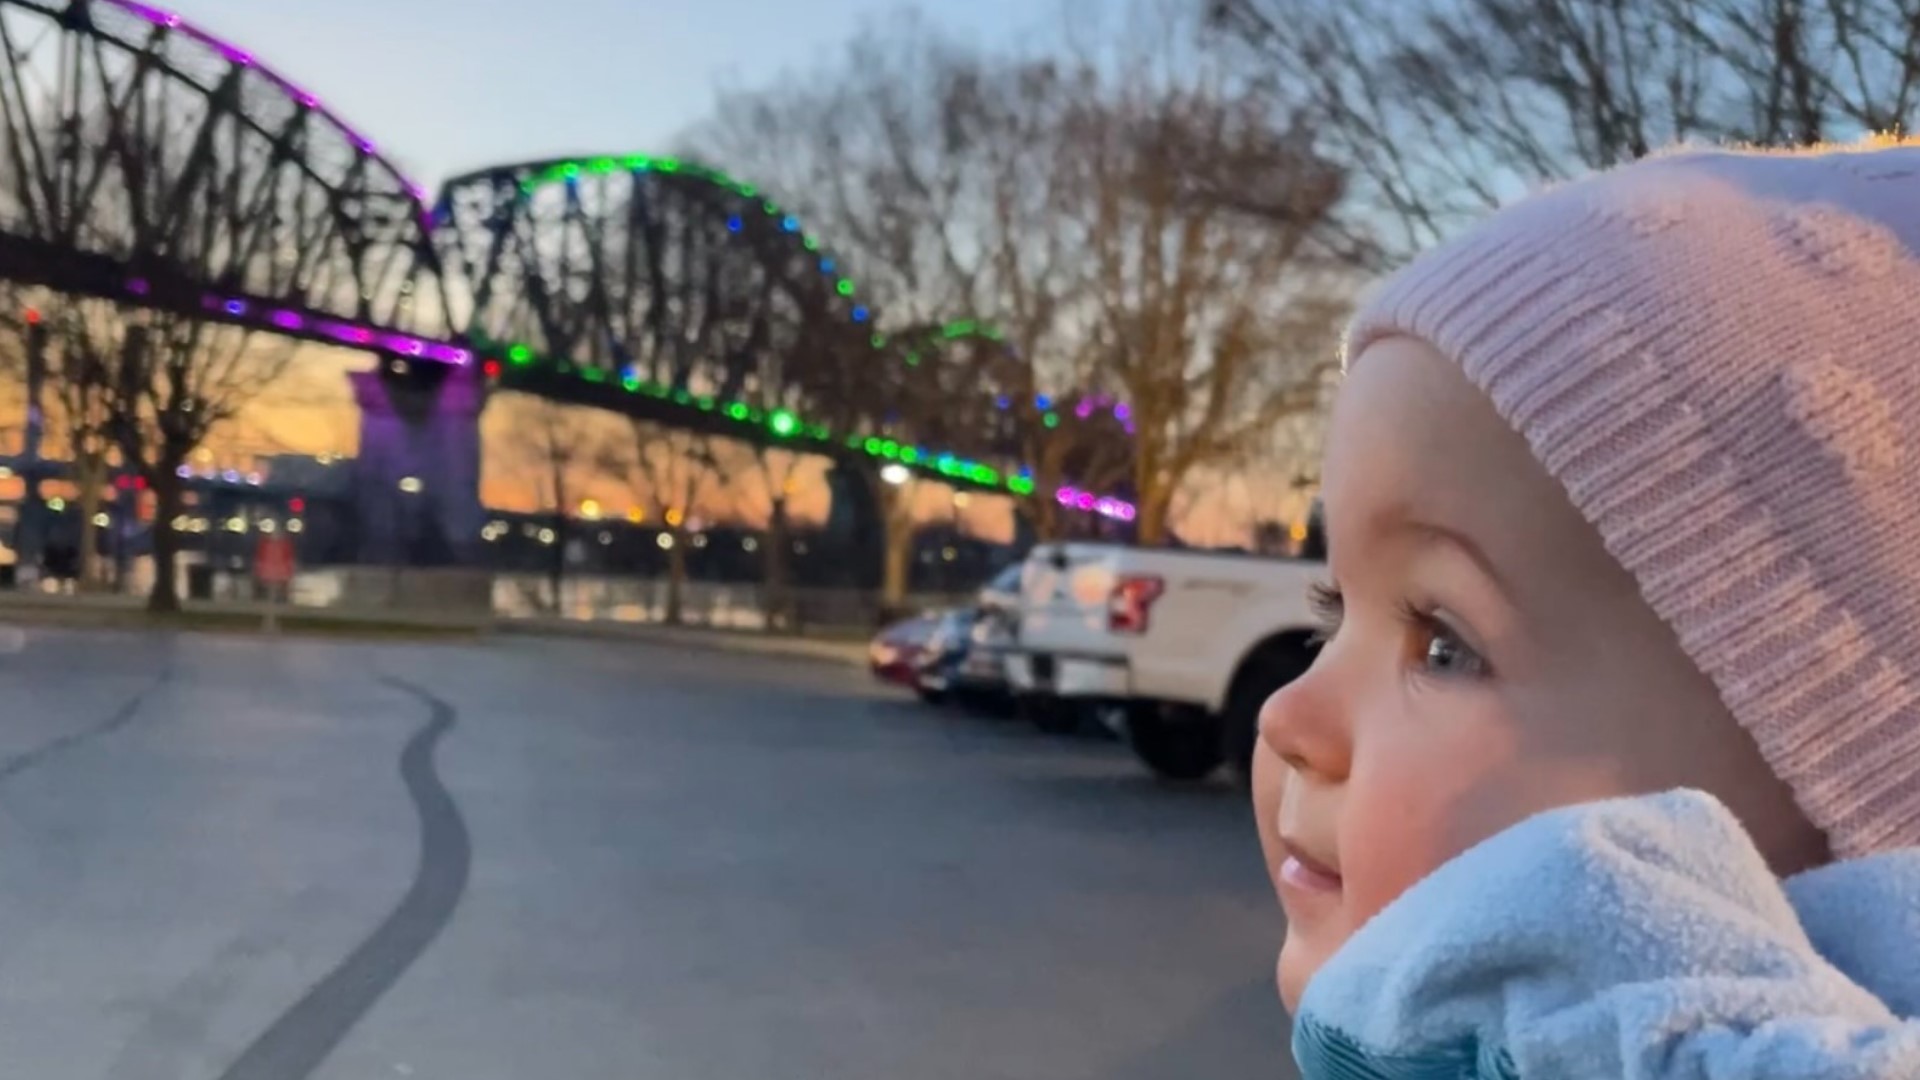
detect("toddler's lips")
[1278,840,1343,896]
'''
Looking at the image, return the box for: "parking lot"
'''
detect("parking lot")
[0,626,1292,1080]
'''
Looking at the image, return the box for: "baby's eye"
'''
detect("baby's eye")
[1406,609,1489,679]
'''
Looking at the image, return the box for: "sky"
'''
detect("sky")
[174,0,1051,189]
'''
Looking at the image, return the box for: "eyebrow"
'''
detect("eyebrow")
[1400,519,1509,593]
[1330,503,1509,595]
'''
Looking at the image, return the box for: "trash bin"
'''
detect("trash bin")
[186,564,215,601]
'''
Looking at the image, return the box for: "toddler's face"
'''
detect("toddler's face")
[1252,336,1826,1012]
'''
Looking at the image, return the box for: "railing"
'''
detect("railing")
[176,563,974,635]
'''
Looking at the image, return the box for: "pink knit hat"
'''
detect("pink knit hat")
[1345,141,1920,859]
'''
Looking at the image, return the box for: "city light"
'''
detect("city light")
[881,464,912,486]
[258,519,278,534]
[93,513,110,528]
[665,508,685,528]
[398,476,424,494]
[287,519,305,534]
[580,499,602,519]
[537,527,556,545]
[46,497,65,512]
[742,537,759,553]
[656,533,676,551]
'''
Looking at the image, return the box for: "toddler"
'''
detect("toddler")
[1252,141,1920,1077]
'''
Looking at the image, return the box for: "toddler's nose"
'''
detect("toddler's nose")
[1258,652,1350,783]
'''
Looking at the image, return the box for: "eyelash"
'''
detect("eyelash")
[1306,581,1491,680]
[1308,581,1344,644]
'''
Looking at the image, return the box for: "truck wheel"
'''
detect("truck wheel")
[1127,706,1224,781]
[1222,642,1319,787]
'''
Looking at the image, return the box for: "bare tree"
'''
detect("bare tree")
[704,441,807,629]
[1060,4,1349,543]
[1209,0,1920,262]
[609,423,724,625]
[43,299,122,588]
[499,397,605,614]
[96,309,294,612]
[699,22,1124,543]
[701,3,1351,547]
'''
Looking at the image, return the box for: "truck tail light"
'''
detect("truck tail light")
[1108,574,1165,634]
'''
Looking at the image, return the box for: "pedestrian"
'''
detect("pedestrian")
[1254,138,1920,1078]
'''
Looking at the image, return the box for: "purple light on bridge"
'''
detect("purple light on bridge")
[224,300,247,316]
[126,277,149,296]
[1114,403,1132,422]
[1075,401,1094,419]
[99,0,431,214]
[116,1,173,26]
[1075,492,1097,511]
[175,464,192,479]
[270,310,304,331]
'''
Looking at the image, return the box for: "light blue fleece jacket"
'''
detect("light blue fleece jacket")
[1291,790,1920,1079]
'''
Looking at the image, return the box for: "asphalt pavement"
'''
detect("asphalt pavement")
[0,627,1294,1079]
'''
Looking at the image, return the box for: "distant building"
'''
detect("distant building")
[259,453,354,497]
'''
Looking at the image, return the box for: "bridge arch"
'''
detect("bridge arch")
[0,0,455,355]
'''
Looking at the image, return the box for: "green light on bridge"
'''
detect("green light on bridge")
[508,344,533,365]
[769,410,799,437]
[835,279,855,297]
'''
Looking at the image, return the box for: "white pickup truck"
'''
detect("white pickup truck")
[1004,533,1325,783]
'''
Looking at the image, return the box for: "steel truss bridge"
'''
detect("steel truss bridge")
[0,0,1138,530]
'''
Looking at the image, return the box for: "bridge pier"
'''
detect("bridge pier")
[349,357,486,567]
